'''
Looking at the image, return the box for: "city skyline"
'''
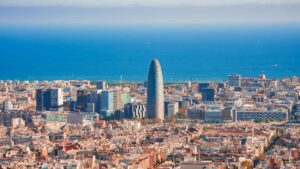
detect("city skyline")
[1,0,300,168]
[1,68,300,168]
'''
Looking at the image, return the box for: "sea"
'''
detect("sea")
[0,24,300,82]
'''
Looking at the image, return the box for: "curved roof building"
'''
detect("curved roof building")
[147,59,164,121]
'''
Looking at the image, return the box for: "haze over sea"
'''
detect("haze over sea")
[1,24,300,82]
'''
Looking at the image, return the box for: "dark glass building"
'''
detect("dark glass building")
[76,90,88,111]
[201,87,215,101]
[198,83,210,92]
[36,88,62,111]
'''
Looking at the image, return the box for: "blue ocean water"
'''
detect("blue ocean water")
[0,24,299,81]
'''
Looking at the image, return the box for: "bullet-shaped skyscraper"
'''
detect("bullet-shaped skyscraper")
[147,59,164,121]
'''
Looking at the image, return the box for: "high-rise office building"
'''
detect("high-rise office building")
[101,90,114,116]
[197,83,215,102]
[49,88,63,110]
[76,89,88,111]
[36,88,63,111]
[201,87,215,101]
[88,90,100,104]
[167,101,179,117]
[228,74,241,87]
[83,90,102,113]
[164,101,179,117]
[147,59,164,121]
[124,102,147,119]
[96,80,106,90]
[96,93,102,113]
[113,90,122,110]
[36,89,45,111]
[198,83,210,92]
[76,89,101,112]
[43,90,51,110]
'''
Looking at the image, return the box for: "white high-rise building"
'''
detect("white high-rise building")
[50,88,63,108]
[167,101,179,117]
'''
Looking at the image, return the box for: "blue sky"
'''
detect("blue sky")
[1,0,300,24]
[1,0,300,6]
